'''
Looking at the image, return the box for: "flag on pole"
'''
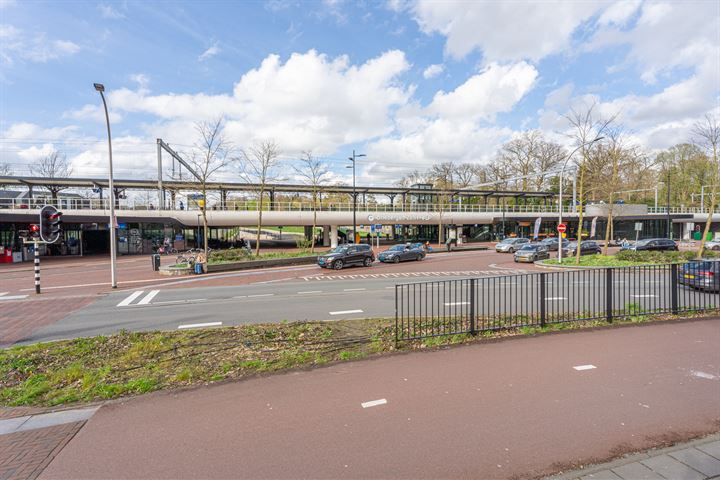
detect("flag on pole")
[533,216,542,240]
[590,216,597,238]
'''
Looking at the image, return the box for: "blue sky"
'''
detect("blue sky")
[1,0,718,185]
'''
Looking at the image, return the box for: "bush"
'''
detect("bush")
[295,237,312,251]
[615,249,717,263]
[208,248,252,263]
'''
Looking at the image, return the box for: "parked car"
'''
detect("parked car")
[678,260,719,292]
[317,244,374,270]
[539,237,570,252]
[495,237,530,253]
[514,244,550,263]
[623,238,678,251]
[704,240,720,251]
[378,243,425,263]
[563,241,601,256]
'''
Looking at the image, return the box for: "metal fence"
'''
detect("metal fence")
[395,262,720,341]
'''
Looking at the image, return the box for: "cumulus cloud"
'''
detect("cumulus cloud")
[0,25,80,64]
[422,63,443,79]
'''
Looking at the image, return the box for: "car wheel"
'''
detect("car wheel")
[712,245,720,251]
[508,247,515,253]
[363,257,372,267]
[333,260,344,270]
[393,256,400,264]
[416,254,422,261]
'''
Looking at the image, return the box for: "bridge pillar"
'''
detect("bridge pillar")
[330,225,338,248]
[322,226,330,246]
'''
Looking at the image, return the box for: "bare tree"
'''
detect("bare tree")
[30,151,73,202]
[240,140,282,256]
[453,163,477,188]
[293,151,330,253]
[187,118,233,258]
[428,162,457,244]
[0,162,11,176]
[692,114,720,258]
[601,127,637,254]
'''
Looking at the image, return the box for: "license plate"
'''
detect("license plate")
[684,274,695,279]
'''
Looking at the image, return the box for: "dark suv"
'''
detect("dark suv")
[317,244,374,270]
[622,238,678,251]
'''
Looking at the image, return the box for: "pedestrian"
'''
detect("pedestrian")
[179,201,185,210]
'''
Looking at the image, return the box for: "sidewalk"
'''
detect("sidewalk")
[552,434,720,480]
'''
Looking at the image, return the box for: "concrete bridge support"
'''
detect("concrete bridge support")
[322,226,330,247]
[330,225,338,248]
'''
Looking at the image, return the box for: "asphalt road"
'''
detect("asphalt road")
[40,318,720,479]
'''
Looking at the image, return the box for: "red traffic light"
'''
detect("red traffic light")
[30,224,40,234]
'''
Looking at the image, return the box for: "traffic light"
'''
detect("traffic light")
[39,205,63,243]
[29,224,40,239]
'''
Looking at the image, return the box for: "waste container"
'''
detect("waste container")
[151,254,161,271]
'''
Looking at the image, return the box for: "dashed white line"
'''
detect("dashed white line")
[0,292,7,296]
[248,293,274,298]
[297,291,322,294]
[117,290,144,307]
[361,399,387,408]
[150,299,207,306]
[137,290,160,305]
[343,288,366,292]
[0,294,29,301]
[691,370,718,380]
[178,322,223,330]
[329,309,364,315]
[573,364,597,371]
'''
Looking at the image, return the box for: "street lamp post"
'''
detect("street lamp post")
[558,136,604,264]
[94,83,117,289]
[347,150,366,243]
[197,214,201,249]
[666,169,671,238]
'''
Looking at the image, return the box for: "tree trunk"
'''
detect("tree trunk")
[575,165,586,265]
[202,185,209,258]
[696,144,718,259]
[310,190,317,253]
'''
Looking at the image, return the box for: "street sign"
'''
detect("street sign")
[634,222,643,231]
[557,223,567,233]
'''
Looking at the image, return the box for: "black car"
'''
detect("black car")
[563,241,601,256]
[622,238,678,252]
[539,237,570,252]
[378,244,425,263]
[317,244,374,270]
[678,260,719,292]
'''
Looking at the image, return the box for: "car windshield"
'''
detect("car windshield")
[685,261,714,270]
[388,245,405,251]
[329,246,348,254]
[499,238,514,244]
[635,240,651,246]
[519,244,537,251]
[567,242,578,248]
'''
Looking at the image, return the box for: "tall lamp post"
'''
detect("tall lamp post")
[666,170,672,238]
[94,83,117,288]
[558,136,604,264]
[347,150,366,243]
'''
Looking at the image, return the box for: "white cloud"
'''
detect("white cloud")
[17,143,57,162]
[597,0,641,26]
[98,3,125,19]
[62,104,123,123]
[422,63,443,79]
[409,0,605,61]
[0,26,80,64]
[198,43,220,61]
[428,62,538,122]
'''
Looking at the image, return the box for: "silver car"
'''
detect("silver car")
[514,244,550,263]
[495,237,530,253]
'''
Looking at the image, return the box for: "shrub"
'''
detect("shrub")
[295,237,312,251]
[615,249,717,263]
[208,248,252,263]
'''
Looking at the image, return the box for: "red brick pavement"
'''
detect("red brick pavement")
[0,422,85,480]
[0,296,95,347]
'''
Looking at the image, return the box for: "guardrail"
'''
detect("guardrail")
[395,261,719,341]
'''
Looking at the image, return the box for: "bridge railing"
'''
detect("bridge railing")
[0,197,580,214]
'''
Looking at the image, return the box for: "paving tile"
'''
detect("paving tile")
[612,462,666,479]
[670,448,720,477]
[641,454,706,480]
[17,407,97,433]
[698,441,720,461]
[580,469,623,480]
[0,417,29,436]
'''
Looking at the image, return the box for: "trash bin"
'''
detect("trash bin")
[151,254,161,271]
[194,262,203,275]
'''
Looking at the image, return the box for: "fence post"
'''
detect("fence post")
[539,273,546,328]
[394,284,399,344]
[605,268,613,323]
[670,263,679,314]
[469,278,476,335]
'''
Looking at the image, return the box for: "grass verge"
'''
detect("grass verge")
[543,250,718,267]
[1,312,716,408]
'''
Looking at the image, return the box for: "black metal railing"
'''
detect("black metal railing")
[395,262,720,341]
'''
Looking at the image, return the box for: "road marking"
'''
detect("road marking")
[631,294,657,298]
[0,292,7,296]
[444,302,469,306]
[297,291,322,294]
[361,399,387,409]
[150,299,207,306]
[545,297,567,301]
[573,364,597,371]
[248,293,274,298]
[691,370,718,380]
[117,290,144,307]
[343,288,366,292]
[0,294,29,301]
[232,295,247,299]
[137,290,160,305]
[329,309,364,315]
[178,322,223,330]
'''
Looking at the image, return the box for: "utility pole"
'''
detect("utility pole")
[347,150,366,243]
[94,83,117,289]
[666,169,672,238]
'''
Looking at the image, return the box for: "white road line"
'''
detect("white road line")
[0,292,7,296]
[385,286,395,289]
[329,309,364,315]
[573,364,597,371]
[444,302,469,306]
[232,295,247,299]
[117,290,144,307]
[631,294,657,298]
[178,322,223,330]
[149,299,207,306]
[545,297,567,301]
[0,294,29,301]
[137,290,160,305]
[248,293,274,298]
[361,399,387,409]
[343,288,366,292]
[690,370,718,380]
[297,291,322,294]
